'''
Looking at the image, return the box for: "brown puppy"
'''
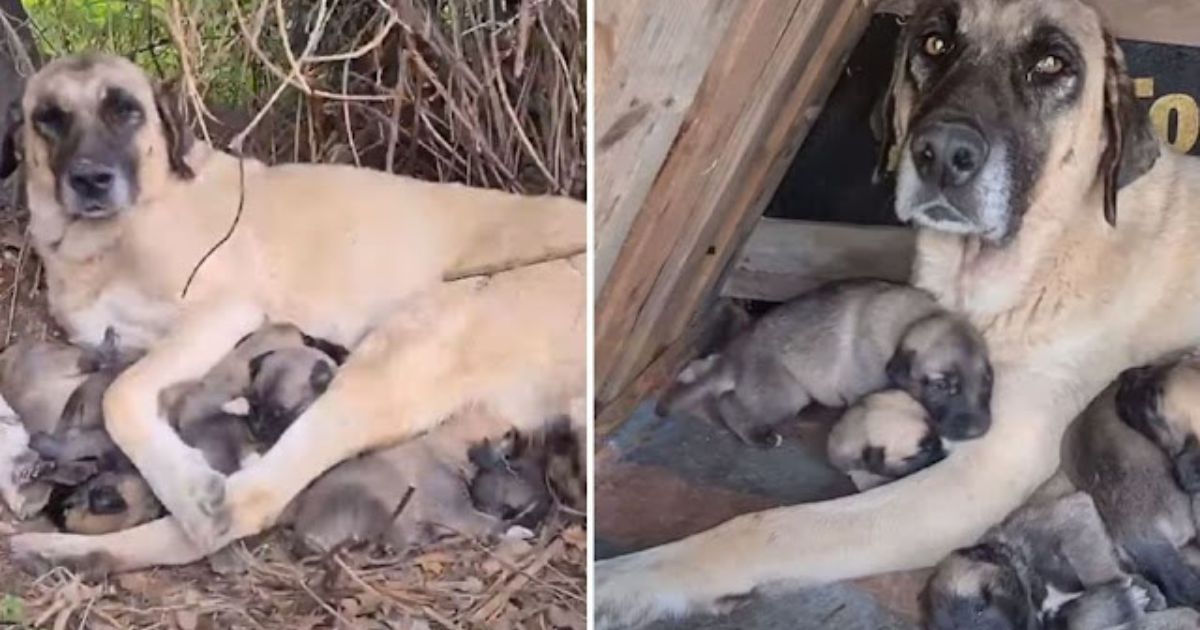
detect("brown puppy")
[924,492,1160,630]
[658,280,992,447]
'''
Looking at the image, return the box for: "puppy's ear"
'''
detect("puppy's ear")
[1100,34,1159,227]
[154,79,195,180]
[886,349,915,389]
[309,360,334,394]
[248,351,273,381]
[1115,365,1169,445]
[0,98,23,179]
[874,20,913,184]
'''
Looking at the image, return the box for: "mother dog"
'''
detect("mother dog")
[596,0,1200,626]
[2,53,585,567]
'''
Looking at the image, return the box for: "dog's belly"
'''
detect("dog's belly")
[58,283,178,350]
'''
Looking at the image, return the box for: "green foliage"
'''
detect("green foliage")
[22,0,260,107]
[0,594,23,624]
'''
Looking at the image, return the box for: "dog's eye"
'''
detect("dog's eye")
[1031,54,1066,77]
[32,105,70,137]
[923,34,952,57]
[102,90,143,126]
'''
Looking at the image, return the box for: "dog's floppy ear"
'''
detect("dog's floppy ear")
[1100,34,1159,227]
[154,79,195,180]
[874,21,913,184]
[0,98,23,179]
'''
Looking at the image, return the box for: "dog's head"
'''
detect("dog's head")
[1116,359,1200,493]
[880,0,1158,242]
[922,542,1044,630]
[246,346,337,447]
[888,313,992,440]
[3,53,193,223]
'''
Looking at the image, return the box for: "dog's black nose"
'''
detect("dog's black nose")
[911,120,988,188]
[68,161,117,198]
[87,485,128,514]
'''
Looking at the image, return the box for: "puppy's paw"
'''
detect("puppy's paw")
[1130,575,1167,612]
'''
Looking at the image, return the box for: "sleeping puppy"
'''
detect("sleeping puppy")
[1047,581,1195,630]
[279,409,581,554]
[1064,372,1200,608]
[657,279,992,448]
[924,492,1160,630]
[162,322,347,431]
[245,346,337,446]
[468,415,584,528]
[0,331,140,517]
[1113,358,1200,493]
[827,390,946,490]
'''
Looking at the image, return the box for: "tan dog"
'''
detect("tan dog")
[595,0,1200,626]
[3,52,584,568]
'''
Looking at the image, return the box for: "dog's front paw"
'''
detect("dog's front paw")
[146,447,231,551]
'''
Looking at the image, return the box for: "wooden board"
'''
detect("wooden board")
[721,219,914,302]
[593,0,739,292]
[878,0,1200,47]
[595,0,874,407]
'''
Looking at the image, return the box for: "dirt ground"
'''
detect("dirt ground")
[0,200,586,630]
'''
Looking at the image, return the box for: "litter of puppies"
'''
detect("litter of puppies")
[658,278,1200,629]
[0,322,585,627]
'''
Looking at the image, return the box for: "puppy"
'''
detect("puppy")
[1113,359,1200,493]
[827,389,946,490]
[0,332,137,517]
[245,346,337,445]
[162,322,347,431]
[924,492,1157,630]
[1064,374,1200,607]
[658,279,992,447]
[1048,580,1187,630]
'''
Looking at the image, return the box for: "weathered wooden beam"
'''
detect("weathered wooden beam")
[878,0,1200,47]
[596,0,874,407]
[721,218,915,302]
[593,0,740,293]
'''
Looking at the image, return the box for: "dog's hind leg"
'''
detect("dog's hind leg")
[594,363,1104,629]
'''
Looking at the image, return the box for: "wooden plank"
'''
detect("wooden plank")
[721,218,915,302]
[593,0,740,293]
[876,0,1200,47]
[596,0,874,406]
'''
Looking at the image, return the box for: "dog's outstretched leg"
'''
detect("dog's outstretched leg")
[594,363,1102,629]
[102,300,265,550]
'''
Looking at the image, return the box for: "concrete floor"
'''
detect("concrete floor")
[596,399,927,629]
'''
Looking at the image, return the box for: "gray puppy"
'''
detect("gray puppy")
[924,492,1162,630]
[1048,582,1198,630]
[827,389,947,490]
[1064,374,1200,608]
[658,279,992,447]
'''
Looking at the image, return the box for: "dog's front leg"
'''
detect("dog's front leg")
[103,299,264,551]
[593,362,1103,629]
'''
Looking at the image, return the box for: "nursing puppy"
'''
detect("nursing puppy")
[1113,359,1200,494]
[827,389,947,490]
[658,279,992,447]
[1048,582,1197,630]
[282,411,581,554]
[924,492,1158,630]
[1064,374,1200,608]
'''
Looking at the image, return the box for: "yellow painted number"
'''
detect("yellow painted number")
[1149,93,1200,154]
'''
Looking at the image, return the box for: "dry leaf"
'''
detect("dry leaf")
[174,609,199,630]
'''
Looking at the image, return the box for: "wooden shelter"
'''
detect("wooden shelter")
[594,0,1200,434]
